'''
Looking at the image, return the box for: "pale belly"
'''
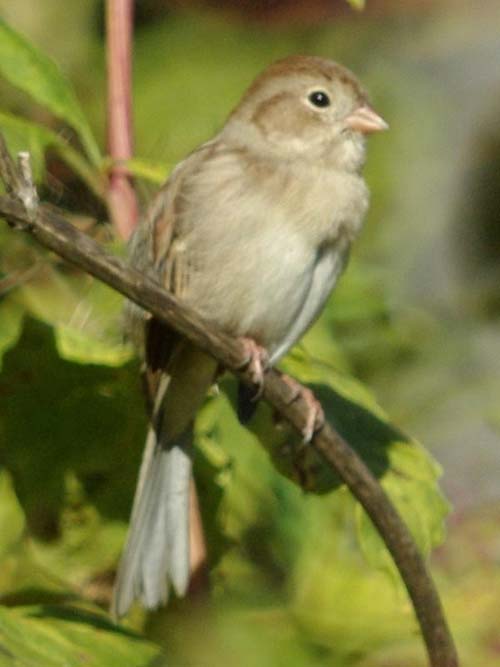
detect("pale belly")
[187,223,350,362]
[266,236,349,363]
[177,154,363,359]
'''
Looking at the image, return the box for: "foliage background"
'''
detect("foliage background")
[0,1,500,665]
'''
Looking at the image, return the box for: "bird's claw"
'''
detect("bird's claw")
[239,338,269,400]
[280,374,325,443]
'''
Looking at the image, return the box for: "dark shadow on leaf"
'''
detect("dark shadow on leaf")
[0,588,77,607]
[312,381,408,479]
[229,375,410,495]
[27,604,143,638]
[0,318,147,537]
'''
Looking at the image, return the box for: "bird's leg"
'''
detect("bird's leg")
[238,337,269,399]
[279,373,325,443]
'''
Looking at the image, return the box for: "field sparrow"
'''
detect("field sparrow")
[112,55,387,617]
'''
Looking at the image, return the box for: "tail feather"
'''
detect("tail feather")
[111,343,216,618]
[112,429,192,617]
[142,438,192,601]
[163,443,192,594]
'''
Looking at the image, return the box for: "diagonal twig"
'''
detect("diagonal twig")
[0,145,458,667]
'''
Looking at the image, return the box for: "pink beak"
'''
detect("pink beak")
[345,105,389,134]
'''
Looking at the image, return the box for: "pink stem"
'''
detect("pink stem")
[188,478,208,594]
[106,0,138,240]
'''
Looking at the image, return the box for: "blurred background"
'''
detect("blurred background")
[0,1,499,665]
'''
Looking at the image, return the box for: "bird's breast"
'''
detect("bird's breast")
[180,150,367,348]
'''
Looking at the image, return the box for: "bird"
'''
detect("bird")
[111,54,387,618]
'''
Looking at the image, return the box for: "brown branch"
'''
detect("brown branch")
[0,145,458,667]
[105,0,138,240]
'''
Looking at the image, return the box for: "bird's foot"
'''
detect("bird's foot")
[239,337,269,399]
[280,374,325,443]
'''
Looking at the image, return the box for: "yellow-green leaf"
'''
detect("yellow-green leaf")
[123,157,171,184]
[346,0,366,10]
[0,471,25,559]
[0,605,160,667]
[0,19,101,167]
[55,325,133,368]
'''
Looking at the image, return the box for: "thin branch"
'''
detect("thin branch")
[105,0,138,240]
[0,145,458,667]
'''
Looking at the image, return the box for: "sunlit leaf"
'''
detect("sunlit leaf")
[0,470,25,559]
[12,260,131,367]
[0,19,101,166]
[0,605,160,667]
[123,157,170,184]
[53,279,133,367]
[15,263,88,326]
[55,325,133,367]
[346,0,366,9]
[355,444,449,573]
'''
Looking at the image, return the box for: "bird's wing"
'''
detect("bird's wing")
[126,140,217,389]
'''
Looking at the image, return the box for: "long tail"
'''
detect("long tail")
[111,344,216,618]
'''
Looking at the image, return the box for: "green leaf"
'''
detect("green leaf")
[55,325,133,368]
[346,0,366,10]
[231,346,449,560]
[0,470,25,559]
[0,319,145,550]
[0,300,24,371]
[0,114,46,183]
[12,258,131,367]
[14,263,90,327]
[31,472,127,590]
[0,112,104,197]
[355,443,449,574]
[292,349,448,554]
[53,278,134,367]
[123,157,171,184]
[0,605,160,667]
[0,19,101,167]
[196,350,447,657]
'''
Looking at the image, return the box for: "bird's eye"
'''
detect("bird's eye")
[308,91,331,108]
